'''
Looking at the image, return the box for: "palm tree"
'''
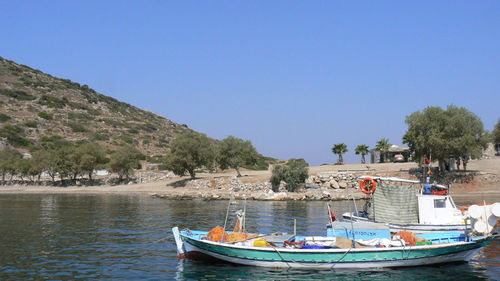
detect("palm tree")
[331,143,348,165]
[355,144,369,164]
[375,138,391,163]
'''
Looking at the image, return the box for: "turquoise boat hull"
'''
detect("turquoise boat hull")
[177,230,494,269]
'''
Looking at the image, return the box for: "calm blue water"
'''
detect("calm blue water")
[0,194,498,280]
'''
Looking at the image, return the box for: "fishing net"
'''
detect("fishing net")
[373,182,419,224]
[225,232,247,242]
[207,226,227,242]
[207,226,258,243]
[395,231,417,246]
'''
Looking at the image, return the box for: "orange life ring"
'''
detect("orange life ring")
[359,178,377,194]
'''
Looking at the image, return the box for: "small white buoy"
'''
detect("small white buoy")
[491,202,500,217]
[473,220,487,233]
[468,205,482,219]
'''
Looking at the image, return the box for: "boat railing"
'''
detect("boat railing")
[357,175,420,184]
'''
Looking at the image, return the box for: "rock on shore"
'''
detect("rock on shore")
[152,172,367,201]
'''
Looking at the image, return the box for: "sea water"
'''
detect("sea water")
[0,194,498,280]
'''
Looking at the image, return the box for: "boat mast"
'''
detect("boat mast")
[222,197,232,241]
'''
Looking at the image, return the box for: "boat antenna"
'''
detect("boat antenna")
[293,218,297,237]
[349,204,356,248]
[222,196,232,241]
[242,197,247,233]
[484,200,490,234]
[351,193,359,216]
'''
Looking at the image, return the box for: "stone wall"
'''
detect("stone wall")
[306,173,359,189]
[159,172,366,201]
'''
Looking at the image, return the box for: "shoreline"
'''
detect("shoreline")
[1,159,499,202]
[0,183,498,202]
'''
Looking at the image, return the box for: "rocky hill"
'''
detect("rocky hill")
[0,57,192,155]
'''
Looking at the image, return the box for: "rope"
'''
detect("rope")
[274,246,353,269]
[330,246,353,269]
[151,237,169,243]
[273,247,292,268]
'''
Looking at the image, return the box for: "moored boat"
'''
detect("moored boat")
[342,176,500,234]
[172,227,496,269]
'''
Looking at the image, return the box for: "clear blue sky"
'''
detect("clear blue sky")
[1,1,499,165]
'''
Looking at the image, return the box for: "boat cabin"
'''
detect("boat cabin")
[417,189,464,225]
[349,177,466,228]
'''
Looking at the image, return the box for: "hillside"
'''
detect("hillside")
[0,57,192,155]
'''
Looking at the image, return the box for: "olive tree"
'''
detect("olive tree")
[109,146,142,180]
[31,148,59,183]
[74,142,107,180]
[493,118,500,144]
[403,105,488,171]
[217,136,259,177]
[0,148,22,182]
[16,158,42,182]
[270,158,309,192]
[164,131,215,179]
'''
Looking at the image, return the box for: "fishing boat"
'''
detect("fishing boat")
[341,176,500,234]
[172,201,497,269]
[171,226,496,269]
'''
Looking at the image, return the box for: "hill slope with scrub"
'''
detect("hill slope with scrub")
[0,57,191,155]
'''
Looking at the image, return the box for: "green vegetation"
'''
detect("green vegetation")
[68,112,92,120]
[331,143,348,165]
[68,101,90,111]
[0,148,22,181]
[244,155,273,171]
[72,143,107,180]
[0,113,11,122]
[121,136,135,144]
[0,125,30,147]
[37,111,53,120]
[355,144,369,164]
[217,136,259,177]
[86,108,101,116]
[16,158,44,182]
[24,121,38,128]
[375,138,391,163]
[38,95,67,108]
[164,131,215,179]
[0,141,138,183]
[0,89,36,101]
[108,146,142,180]
[270,159,309,192]
[66,122,87,133]
[138,123,158,132]
[39,135,65,146]
[493,119,500,144]
[90,130,110,141]
[403,105,488,170]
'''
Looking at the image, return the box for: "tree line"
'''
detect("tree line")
[154,131,311,192]
[331,105,498,171]
[1,105,497,188]
[0,131,268,184]
[0,141,143,184]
